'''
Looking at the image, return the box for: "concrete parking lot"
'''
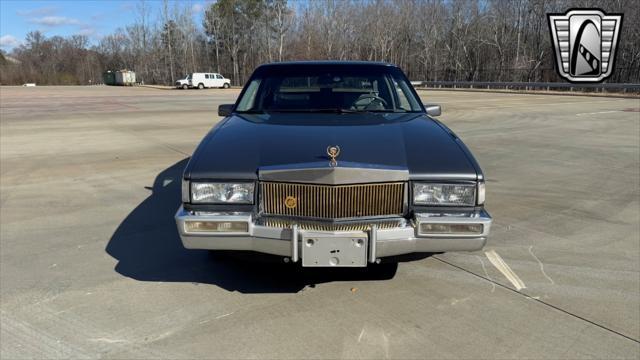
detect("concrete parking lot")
[1,86,638,358]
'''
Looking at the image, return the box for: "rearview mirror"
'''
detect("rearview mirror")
[218,104,234,117]
[425,105,441,117]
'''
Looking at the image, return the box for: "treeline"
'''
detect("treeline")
[1,0,639,86]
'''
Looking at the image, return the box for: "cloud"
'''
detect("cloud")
[75,26,103,40]
[76,28,96,37]
[192,3,204,13]
[0,35,22,48]
[16,6,57,17]
[30,16,82,27]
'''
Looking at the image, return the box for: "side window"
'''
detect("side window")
[205,74,209,79]
[392,76,422,111]
[216,74,223,79]
[236,79,262,111]
[395,83,411,110]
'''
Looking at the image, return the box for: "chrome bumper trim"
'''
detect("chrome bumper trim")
[369,224,378,263]
[291,224,299,263]
[175,206,492,259]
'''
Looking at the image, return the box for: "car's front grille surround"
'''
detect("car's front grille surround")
[260,218,406,231]
[260,181,405,220]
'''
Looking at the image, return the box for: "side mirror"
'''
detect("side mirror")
[218,104,234,117]
[425,105,441,117]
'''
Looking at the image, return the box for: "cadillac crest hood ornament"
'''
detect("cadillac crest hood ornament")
[327,145,341,167]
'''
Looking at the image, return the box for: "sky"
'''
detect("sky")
[0,0,207,52]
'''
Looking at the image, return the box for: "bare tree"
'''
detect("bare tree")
[269,0,293,61]
[162,0,175,83]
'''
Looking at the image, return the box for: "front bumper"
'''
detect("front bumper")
[175,206,491,262]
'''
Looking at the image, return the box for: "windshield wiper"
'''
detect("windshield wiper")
[253,108,413,114]
[236,109,265,114]
[350,109,409,113]
[266,108,359,114]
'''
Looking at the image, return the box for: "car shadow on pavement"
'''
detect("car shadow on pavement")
[106,158,400,294]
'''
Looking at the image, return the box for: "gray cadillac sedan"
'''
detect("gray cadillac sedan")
[175,61,492,267]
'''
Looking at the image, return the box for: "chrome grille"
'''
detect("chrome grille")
[260,182,405,219]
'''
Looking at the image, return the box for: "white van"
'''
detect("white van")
[175,75,190,89]
[187,73,231,89]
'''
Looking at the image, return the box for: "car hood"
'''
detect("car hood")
[185,112,479,181]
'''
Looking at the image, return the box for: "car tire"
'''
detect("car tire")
[223,83,230,89]
[198,83,204,89]
[182,84,188,90]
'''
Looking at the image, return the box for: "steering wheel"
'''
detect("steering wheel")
[352,94,389,110]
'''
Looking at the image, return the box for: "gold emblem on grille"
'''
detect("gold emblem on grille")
[327,145,341,167]
[284,196,297,209]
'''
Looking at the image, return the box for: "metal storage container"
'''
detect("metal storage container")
[103,71,116,86]
[115,70,136,86]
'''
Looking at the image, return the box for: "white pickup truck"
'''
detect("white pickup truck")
[176,73,231,89]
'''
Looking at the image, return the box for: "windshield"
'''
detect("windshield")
[235,65,423,113]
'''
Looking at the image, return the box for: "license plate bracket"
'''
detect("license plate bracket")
[301,232,368,267]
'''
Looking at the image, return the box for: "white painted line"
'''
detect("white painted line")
[575,110,621,116]
[528,246,555,285]
[476,255,496,293]
[215,312,233,320]
[485,250,527,291]
[89,337,128,344]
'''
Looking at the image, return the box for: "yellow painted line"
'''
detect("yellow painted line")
[485,250,526,291]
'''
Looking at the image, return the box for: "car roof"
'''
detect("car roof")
[257,60,398,68]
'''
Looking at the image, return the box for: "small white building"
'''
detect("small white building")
[115,70,136,86]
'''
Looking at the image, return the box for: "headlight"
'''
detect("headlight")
[191,182,254,204]
[413,183,476,206]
